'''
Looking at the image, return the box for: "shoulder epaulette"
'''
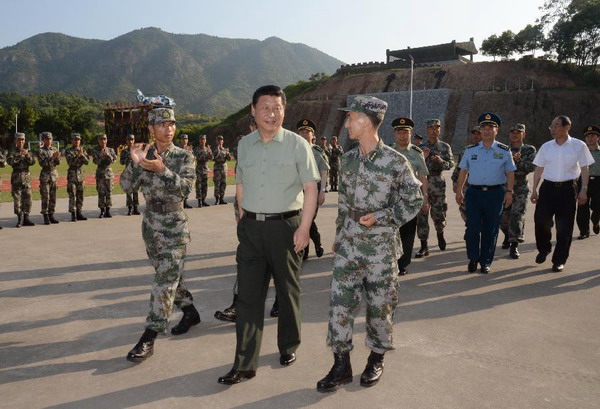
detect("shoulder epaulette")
[411,145,423,153]
[312,145,324,153]
[497,142,510,151]
[465,143,479,149]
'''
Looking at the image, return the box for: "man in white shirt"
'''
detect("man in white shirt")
[530,115,595,272]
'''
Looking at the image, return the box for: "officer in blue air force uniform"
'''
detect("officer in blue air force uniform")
[455,113,516,274]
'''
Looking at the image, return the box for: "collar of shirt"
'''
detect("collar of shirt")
[394,143,412,151]
[552,135,573,147]
[359,138,384,162]
[475,140,500,151]
[249,128,284,145]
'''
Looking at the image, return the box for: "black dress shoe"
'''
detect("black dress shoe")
[552,264,564,272]
[171,305,201,335]
[468,261,478,273]
[360,351,384,387]
[280,353,296,366]
[217,369,256,385]
[577,233,590,240]
[270,298,279,317]
[535,251,551,264]
[399,267,407,276]
[437,232,446,251]
[126,329,157,363]
[315,245,324,258]
[594,224,600,235]
[480,265,490,274]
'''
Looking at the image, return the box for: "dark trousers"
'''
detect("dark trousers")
[234,214,303,371]
[576,177,600,234]
[535,180,577,265]
[398,216,418,269]
[465,187,504,266]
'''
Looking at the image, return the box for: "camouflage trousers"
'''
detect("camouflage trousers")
[213,166,227,198]
[67,179,85,213]
[501,186,530,243]
[125,190,139,207]
[329,167,340,190]
[458,183,469,223]
[11,180,32,215]
[195,173,209,201]
[145,244,194,333]
[327,253,399,354]
[39,179,58,215]
[96,177,113,208]
[417,175,447,240]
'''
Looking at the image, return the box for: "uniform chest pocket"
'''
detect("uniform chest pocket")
[272,160,297,184]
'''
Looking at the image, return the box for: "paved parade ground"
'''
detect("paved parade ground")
[1,184,599,409]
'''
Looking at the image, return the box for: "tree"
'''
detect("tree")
[481,31,518,60]
[515,24,546,55]
[481,35,502,60]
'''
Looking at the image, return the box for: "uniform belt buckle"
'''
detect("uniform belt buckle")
[482,186,489,191]
[256,213,266,222]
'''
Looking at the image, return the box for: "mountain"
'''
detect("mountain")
[0,28,344,114]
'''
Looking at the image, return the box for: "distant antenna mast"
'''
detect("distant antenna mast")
[409,54,414,118]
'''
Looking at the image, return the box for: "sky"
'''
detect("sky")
[2,0,544,64]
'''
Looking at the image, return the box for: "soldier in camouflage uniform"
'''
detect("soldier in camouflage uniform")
[37,132,61,225]
[329,136,344,191]
[179,133,194,208]
[7,133,36,227]
[92,134,117,218]
[120,134,141,215]
[65,133,89,222]
[0,148,5,229]
[121,105,200,363]
[213,135,231,204]
[452,126,482,223]
[193,134,213,207]
[317,96,422,393]
[415,119,454,257]
[500,124,537,258]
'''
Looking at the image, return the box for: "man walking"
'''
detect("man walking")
[576,125,600,239]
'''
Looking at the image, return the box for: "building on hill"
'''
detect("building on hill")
[386,39,478,67]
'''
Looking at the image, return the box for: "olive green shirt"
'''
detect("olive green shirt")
[589,148,600,176]
[395,143,429,178]
[312,145,330,173]
[236,128,320,213]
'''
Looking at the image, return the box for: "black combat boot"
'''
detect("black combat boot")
[99,208,105,218]
[76,211,87,221]
[414,240,429,258]
[317,352,353,393]
[303,247,309,260]
[126,328,157,363]
[132,206,140,215]
[202,200,210,207]
[437,232,446,251]
[184,200,193,209]
[171,305,201,335]
[501,235,510,249]
[198,199,203,208]
[43,214,50,225]
[214,295,237,322]
[360,351,385,387]
[16,214,22,228]
[127,206,132,216]
[49,214,60,224]
[219,197,228,205]
[71,212,77,222]
[315,243,324,258]
[104,207,112,218]
[22,214,35,226]
[215,197,220,205]
[270,297,279,317]
[509,242,520,259]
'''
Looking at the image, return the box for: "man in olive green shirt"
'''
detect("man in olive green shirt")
[393,118,430,275]
[577,125,600,237]
[218,85,320,386]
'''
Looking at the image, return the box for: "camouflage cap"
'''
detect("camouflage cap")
[40,131,53,139]
[98,134,108,140]
[331,135,338,139]
[127,134,135,140]
[339,96,388,121]
[148,107,176,125]
[510,123,526,132]
[426,119,441,127]
[71,133,81,140]
[471,125,481,134]
[180,133,188,139]
[584,125,600,136]
[392,117,415,130]
[199,134,207,139]
[478,112,502,127]
[216,135,224,140]
[413,133,423,141]
[14,132,25,140]
[296,119,316,133]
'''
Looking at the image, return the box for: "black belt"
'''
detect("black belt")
[147,201,184,213]
[469,184,503,191]
[543,179,575,187]
[244,209,300,221]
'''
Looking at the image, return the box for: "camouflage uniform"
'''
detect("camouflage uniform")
[92,146,117,208]
[452,145,470,222]
[212,145,231,200]
[65,146,89,213]
[120,142,196,333]
[501,144,536,243]
[416,138,454,240]
[0,150,6,211]
[329,144,344,191]
[193,146,213,202]
[37,144,61,215]
[7,147,35,216]
[120,147,139,208]
[328,139,422,354]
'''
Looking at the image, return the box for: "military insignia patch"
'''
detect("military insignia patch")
[493,152,503,159]
[303,120,308,125]
[485,114,491,120]
[400,119,405,124]
[471,154,478,160]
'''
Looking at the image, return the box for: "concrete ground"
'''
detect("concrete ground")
[1,183,599,409]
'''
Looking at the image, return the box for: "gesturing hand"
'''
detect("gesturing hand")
[129,143,148,165]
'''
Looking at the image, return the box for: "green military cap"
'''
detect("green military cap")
[339,96,388,121]
[426,119,441,127]
[392,117,415,130]
[296,119,316,133]
[40,131,53,139]
[71,133,81,140]
[478,112,502,127]
[471,126,481,134]
[15,132,25,140]
[127,134,135,140]
[510,123,526,132]
[583,125,600,136]
[148,107,176,124]
[98,134,108,140]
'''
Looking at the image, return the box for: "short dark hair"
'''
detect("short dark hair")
[556,115,572,127]
[366,113,383,129]
[252,85,286,106]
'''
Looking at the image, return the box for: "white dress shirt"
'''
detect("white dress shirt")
[533,136,595,182]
